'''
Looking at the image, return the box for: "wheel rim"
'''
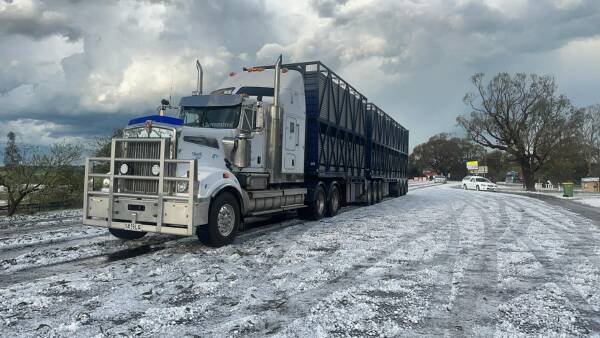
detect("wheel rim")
[217,203,235,236]
[317,190,325,216]
[331,188,339,212]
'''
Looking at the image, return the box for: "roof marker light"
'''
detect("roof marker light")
[243,67,265,72]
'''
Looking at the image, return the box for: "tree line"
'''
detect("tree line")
[0,133,83,216]
[0,129,124,216]
[411,73,599,191]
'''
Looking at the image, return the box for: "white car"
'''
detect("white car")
[433,175,447,183]
[463,176,497,191]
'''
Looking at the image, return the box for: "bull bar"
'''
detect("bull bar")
[83,138,208,236]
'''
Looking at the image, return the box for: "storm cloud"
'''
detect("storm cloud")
[1,0,599,149]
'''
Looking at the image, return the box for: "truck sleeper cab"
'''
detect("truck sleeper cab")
[83,58,409,247]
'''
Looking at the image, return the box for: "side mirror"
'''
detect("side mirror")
[254,106,264,131]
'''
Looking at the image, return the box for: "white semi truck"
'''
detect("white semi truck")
[83,57,409,247]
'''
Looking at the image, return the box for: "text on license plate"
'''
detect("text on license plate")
[125,223,143,231]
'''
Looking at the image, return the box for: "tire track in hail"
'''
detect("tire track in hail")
[0,202,380,288]
[0,228,106,253]
[411,190,497,336]
[501,201,600,331]
[438,192,502,336]
[246,193,471,336]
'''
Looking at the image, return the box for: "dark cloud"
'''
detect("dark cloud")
[310,0,348,18]
[0,0,81,41]
[1,0,600,148]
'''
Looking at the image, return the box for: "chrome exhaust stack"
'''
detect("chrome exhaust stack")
[273,54,281,108]
[265,54,284,184]
[193,60,203,95]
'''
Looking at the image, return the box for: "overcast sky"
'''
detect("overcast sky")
[1,0,600,152]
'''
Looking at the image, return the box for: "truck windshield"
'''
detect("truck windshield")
[179,106,240,129]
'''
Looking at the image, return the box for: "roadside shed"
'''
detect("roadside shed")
[582,177,600,192]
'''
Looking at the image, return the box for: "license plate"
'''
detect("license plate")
[124,222,143,232]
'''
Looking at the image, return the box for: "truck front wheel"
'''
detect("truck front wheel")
[198,192,240,247]
[109,228,146,240]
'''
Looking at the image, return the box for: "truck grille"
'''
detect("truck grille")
[115,139,175,195]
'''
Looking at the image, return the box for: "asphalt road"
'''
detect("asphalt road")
[1,184,600,337]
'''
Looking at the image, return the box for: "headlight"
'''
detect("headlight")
[119,163,129,175]
[103,178,110,188]
[151,164,160,176]
[177,181,188,193]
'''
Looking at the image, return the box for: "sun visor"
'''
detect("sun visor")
[179,94,242,108]
[128,115,183,126]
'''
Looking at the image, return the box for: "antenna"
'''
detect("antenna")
[169,67,173,104]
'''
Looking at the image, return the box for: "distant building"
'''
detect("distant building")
[582,177,600,192]
[422,170,435,178]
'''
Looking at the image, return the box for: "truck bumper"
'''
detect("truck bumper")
[83,196,209,236]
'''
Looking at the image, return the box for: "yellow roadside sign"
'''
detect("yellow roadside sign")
[466,161,479,170]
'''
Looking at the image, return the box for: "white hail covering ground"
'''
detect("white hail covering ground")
[496,183,600,209]
[575,197,600,208]
[0,184,599,336]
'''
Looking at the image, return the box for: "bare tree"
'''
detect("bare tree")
[0,139,82,216]
[581,104,600,176]
[458,73,580,191]
[88,128,123,158]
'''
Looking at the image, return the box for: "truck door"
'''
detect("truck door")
[282,116,303,174]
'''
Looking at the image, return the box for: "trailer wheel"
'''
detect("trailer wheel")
[367,181,374,205]
[300,184,326,220]
[326,184,341,217]
[390,181,400,197]
[198,192,240,247]
[109,228,146,240]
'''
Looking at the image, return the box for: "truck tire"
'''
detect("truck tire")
[109,228,146,240]
[198,192,240,247]
[375,181,382,203]
[299,184,326,220]
[326,184,341,217]
[390,181,400,197]
[367,182,374,205]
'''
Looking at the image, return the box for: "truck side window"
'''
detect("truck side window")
[241,108,253,132]
[290,122,295,133]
